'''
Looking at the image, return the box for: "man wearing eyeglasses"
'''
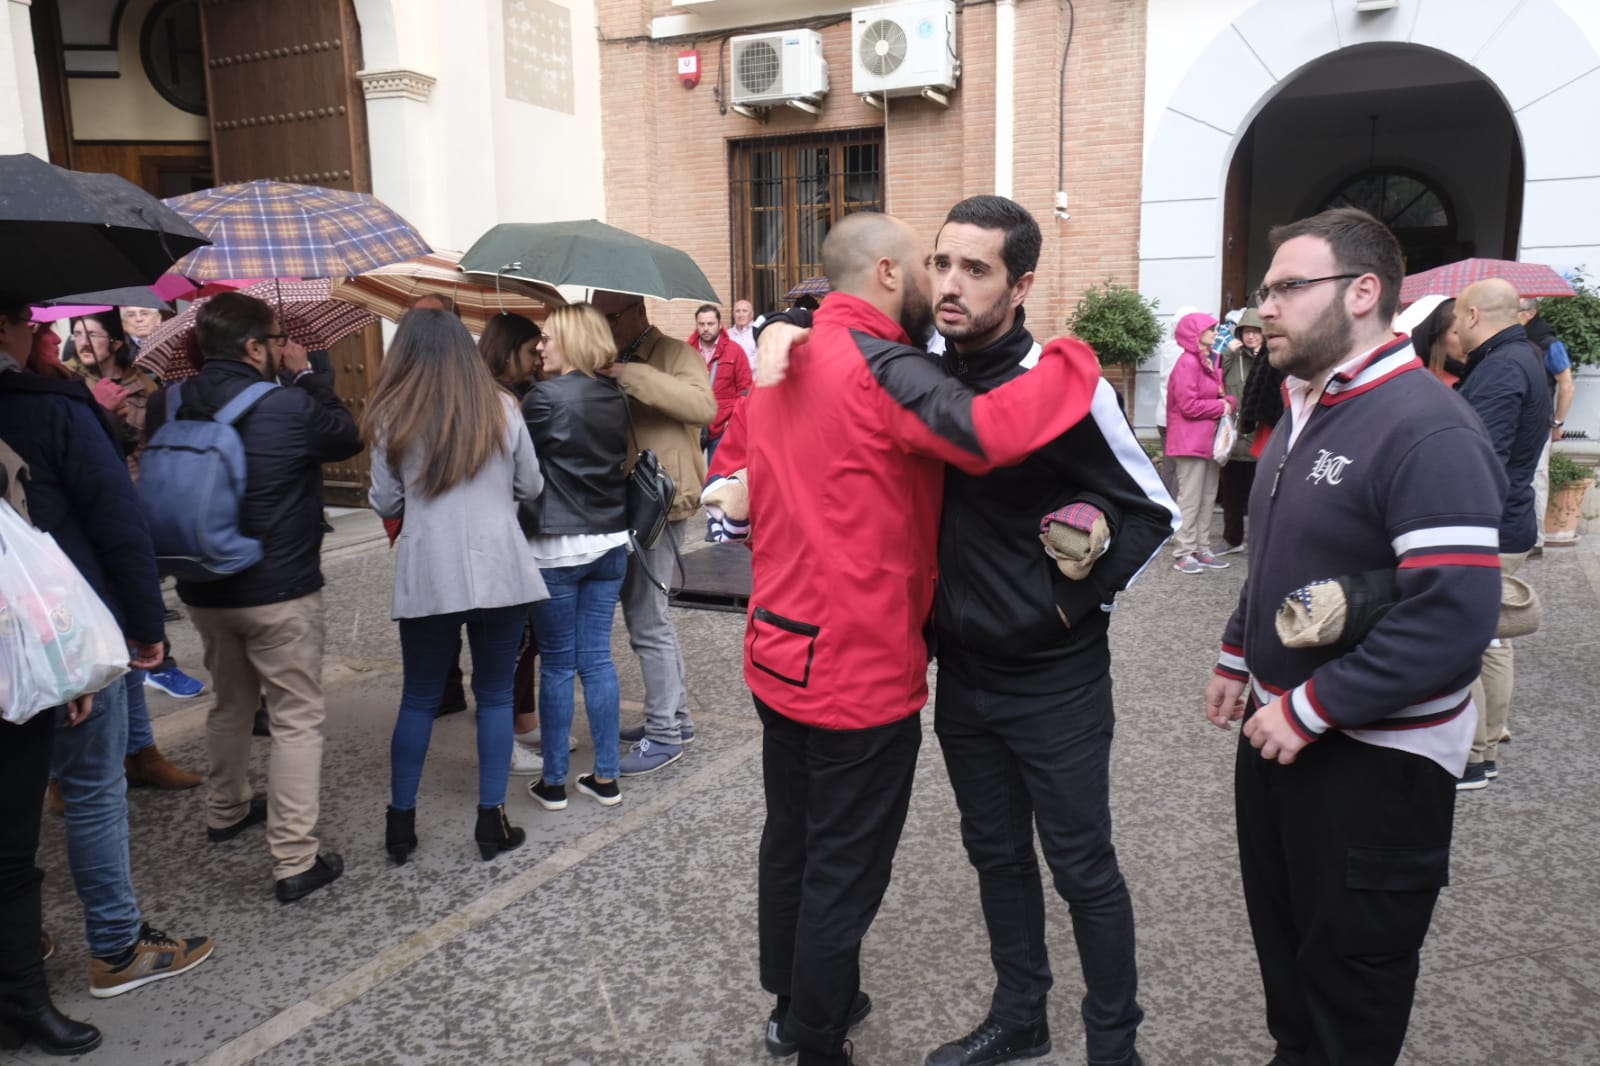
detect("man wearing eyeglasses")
[1202,208,1506,1065]
[591,290,716,775]
[144,292,362,904]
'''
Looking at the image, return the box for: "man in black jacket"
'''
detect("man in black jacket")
[144,292,362,902]
[922,198,1174,1066]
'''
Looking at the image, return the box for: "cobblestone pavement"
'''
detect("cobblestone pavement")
[13,511,1600,1065]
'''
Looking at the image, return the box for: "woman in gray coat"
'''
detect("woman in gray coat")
[365,309,548,862]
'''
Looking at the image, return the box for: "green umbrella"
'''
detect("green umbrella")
[459,219,720,304]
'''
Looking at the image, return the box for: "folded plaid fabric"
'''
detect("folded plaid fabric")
[1039,501,1109,581]
[1040,501,1105,535]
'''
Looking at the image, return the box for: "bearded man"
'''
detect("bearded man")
[1203,208,1506,1065]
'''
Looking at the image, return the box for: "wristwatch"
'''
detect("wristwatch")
[1553,419,1565,427]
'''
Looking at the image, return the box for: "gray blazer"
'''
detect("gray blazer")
[369,395,548,619]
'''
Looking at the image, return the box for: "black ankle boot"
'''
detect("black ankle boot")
[0,989,102,1056]
[385,806,417,864]
[473,804,525,860]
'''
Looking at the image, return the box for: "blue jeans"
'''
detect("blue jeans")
[391,605,527,810]
[51,676,142,957]
[125,670,154,755]
[530,545,627,784]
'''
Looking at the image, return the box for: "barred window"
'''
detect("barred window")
[729,130,884,316]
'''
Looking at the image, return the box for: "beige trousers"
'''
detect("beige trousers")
[1172,455,1221,557]
[1469,552,1529,765]
[189,591,327,880]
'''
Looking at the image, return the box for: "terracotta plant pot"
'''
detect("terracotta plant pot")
[1544,478,1595,540]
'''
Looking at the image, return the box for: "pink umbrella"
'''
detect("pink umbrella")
[133,277,376,381]
[1400,258,1575,304]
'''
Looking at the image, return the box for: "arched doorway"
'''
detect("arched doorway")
[1218,44,1523,313]
[1136,0,1600,427]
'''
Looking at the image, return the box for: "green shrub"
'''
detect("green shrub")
[1548,451,1592,491]
[1539,268,1600,366]
[1068,280,1163,368]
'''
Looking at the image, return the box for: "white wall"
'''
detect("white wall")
[3,0,49,155]
[358,0,605,259]
[67,0,208,141]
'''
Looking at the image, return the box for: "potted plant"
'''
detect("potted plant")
[1539,268,1600,365]
[1545,451,1594,541]
[1067,280,1162,415]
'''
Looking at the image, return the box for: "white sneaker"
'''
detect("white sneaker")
[516,732,577,754]
[508,742,543,776]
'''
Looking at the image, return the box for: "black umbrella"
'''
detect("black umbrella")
[0,153,210,304]
[35,286,175,312]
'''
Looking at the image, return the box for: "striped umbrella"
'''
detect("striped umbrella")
[1400,258,1576,303]
[329,250,565,335]
[133,278,377,381]
[163,180,429,281]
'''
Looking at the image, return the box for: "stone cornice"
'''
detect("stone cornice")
[356,68,436,102]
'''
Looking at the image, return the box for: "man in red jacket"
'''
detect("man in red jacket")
[685,303,753,469]
[738,211,1102,1065]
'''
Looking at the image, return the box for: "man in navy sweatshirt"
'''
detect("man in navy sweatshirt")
[1203,209,1505,1066]
[1453,278,1552,791]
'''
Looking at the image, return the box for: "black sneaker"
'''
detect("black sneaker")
[1483,759,1499,779]
[766,991,872,1057]
[207,795,268,842]
[529,778,567,811]
[576,774,621,807]
[274,853,344,903]
[924,1015,1051,1066]
[1456,762,1489,791]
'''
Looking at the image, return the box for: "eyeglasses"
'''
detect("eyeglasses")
[259,332,289,345]
[604,304,642,323]
[1253,274,1362,306]
[70,330,110,342]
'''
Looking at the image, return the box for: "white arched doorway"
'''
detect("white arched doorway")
[1137,0,1600,332]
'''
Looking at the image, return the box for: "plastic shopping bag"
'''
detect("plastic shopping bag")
[0,500,129,724]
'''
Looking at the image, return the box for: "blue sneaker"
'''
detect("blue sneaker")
[145,666,205,699]
[618,737,684,777]
[618,722,696,746]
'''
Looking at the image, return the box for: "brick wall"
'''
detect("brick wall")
[595,0,1146,341]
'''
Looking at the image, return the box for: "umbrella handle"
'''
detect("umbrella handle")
[495,263,520,316]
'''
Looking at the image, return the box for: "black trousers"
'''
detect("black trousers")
[1235,716,1455,1066]
[1218,458,1256,548]
[934,670,1142,1066]
[756,697,921,1063]
[0,711,55,1000]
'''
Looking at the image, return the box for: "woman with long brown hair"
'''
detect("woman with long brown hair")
[365,308,547,862]
[522,304,630,812]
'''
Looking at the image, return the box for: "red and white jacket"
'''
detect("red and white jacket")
[684,328,753,441]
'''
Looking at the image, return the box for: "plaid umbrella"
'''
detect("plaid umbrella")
[329,250,565,335]
[784,276,831,300]
[1400,258,1576,304]
[164,180,429,281]
[133,278,377,381]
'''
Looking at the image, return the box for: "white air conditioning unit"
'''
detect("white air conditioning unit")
[730,29,829,107]
[851,0,959,98]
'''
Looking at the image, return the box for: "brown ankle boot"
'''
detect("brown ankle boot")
[46,778,64,815]
[124,746,202,790]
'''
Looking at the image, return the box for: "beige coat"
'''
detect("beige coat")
[616,327,716,522]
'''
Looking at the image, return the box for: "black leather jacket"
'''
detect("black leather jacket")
[522,371,628,535]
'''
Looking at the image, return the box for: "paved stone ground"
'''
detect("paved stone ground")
[11,510,1600,1065]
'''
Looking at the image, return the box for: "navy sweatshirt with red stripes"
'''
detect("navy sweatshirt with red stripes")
[1213,337,1506,774]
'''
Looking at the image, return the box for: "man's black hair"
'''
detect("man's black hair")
[196,291,277,363]
[940,195,1042,286]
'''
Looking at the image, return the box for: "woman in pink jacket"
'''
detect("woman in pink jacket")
[1165,311,1237,574]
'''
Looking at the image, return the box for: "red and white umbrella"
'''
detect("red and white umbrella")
[1400,258,1575,304]
[133,277,376,381]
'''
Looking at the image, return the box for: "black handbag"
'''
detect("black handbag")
[622,397,683,595]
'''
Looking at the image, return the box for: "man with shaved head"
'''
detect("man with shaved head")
[731,210,1102,1066]
[1453,277,1553,790]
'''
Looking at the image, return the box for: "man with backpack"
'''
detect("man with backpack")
[143,292,361,903]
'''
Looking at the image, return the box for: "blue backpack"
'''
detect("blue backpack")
[140,380,280,582]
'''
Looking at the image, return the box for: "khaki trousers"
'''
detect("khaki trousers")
[1172,455,1221,558]
[1470,553,1528,765]
[189,592,326,880]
